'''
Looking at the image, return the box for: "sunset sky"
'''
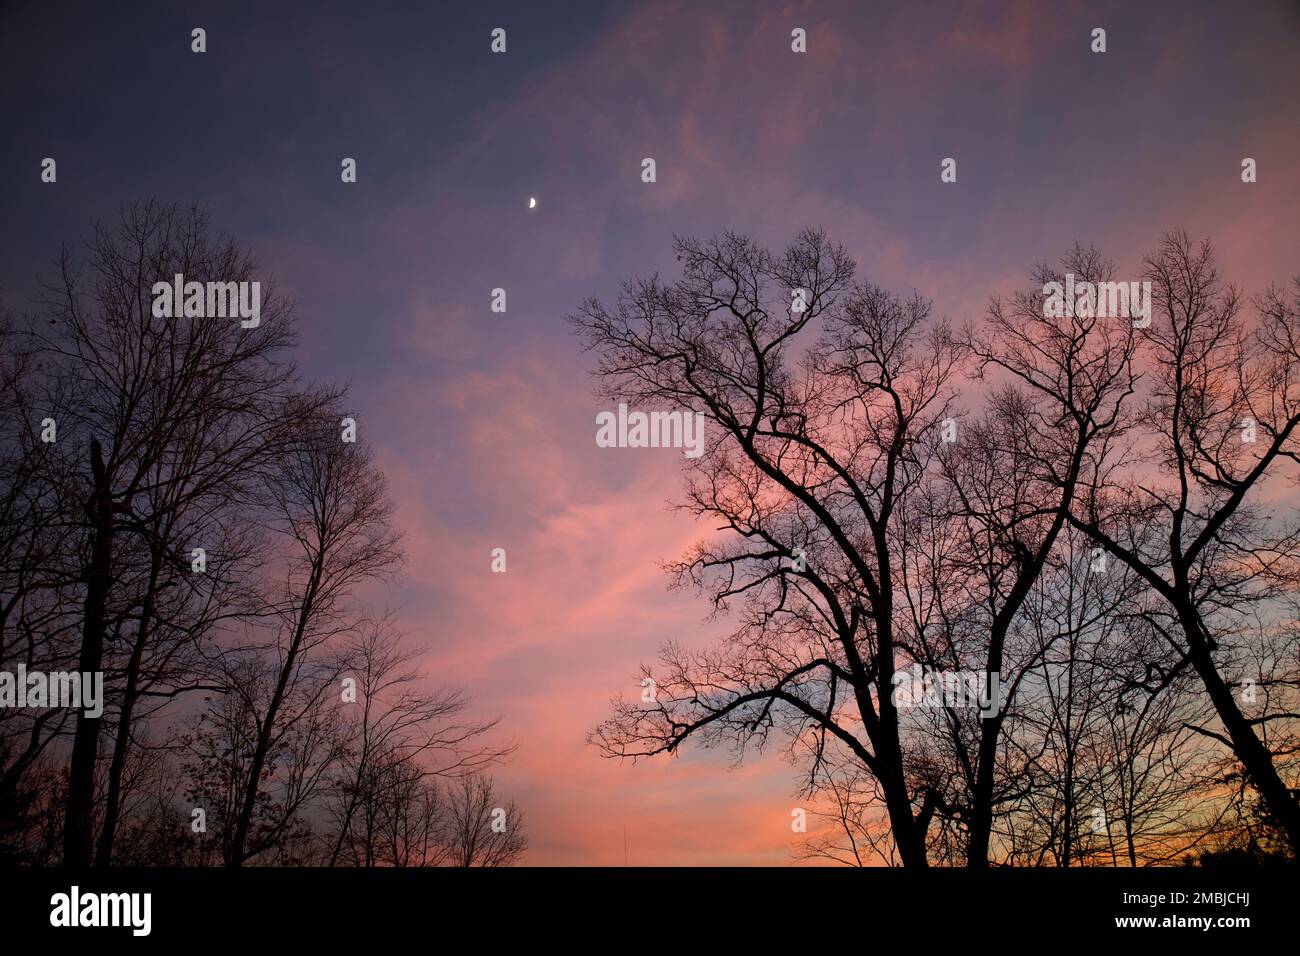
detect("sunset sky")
[3,0,1299,864]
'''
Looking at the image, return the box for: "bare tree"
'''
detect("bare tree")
[575,230,1296,868]
[29,201,307,865]
[181,664,336,866]
[324,621,511,866]
[358,758,450,867]
[0,305,82,863]
[993,529,1216,866]
[576,229,961,867]
[3,204,524,869]
[1065,232,1300,852]
[793,751,898,866]
[443,775,527,867]
[927,244,1139,866]
[224,401,401,866]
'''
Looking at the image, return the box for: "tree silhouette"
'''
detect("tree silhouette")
[576,229,960,867]
[576,228,1300,866]
[1063,232,1300,854]
[0,202,524,867]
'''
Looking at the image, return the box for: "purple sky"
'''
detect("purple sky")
[3,0,1299,863]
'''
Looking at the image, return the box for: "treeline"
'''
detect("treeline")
[578,228,1300,867]
[0,201,524,867]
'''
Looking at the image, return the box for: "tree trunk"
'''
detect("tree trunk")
[966,719,999,867]
[1177,602,1300,853]
[227,560,322,866]
[875,728,928,868]
[94,548,160,866]
[64,437,113,867]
